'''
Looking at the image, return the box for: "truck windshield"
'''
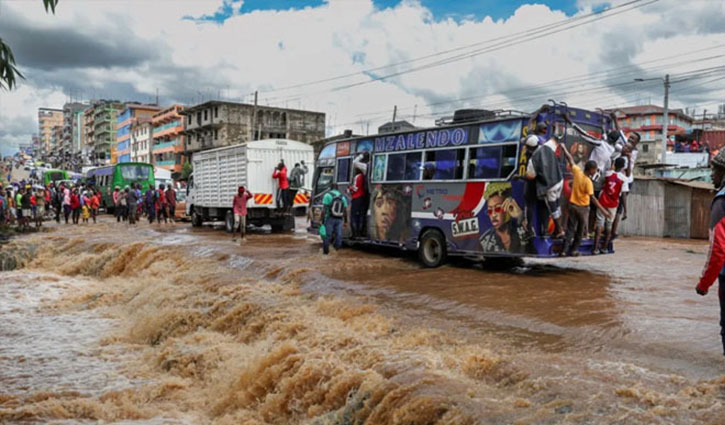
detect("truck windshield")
[120,165,151,180]
[315,167,334,193]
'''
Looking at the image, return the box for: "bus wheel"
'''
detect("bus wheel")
[191,209,203,227]
[224,211,234,233]
[418,229,447,268]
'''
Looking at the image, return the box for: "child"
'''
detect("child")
[82,192,91,223]
[593,157,628,254]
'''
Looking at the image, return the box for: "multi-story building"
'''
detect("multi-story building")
[61,102,89,157]
[181,101,325,159]
[38,107,63,156]
[49,125,64,164]
[130,118,153,164]
[151,105,185,172]
[83,100,125,165]
[610,105,694,164]
[116,103,161,163]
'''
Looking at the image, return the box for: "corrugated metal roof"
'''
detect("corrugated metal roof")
[634,175,714,190]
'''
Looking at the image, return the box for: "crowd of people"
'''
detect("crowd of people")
[0,179,179,232]
[524,113,641,256]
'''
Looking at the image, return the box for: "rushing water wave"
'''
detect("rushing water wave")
[1,221,724,424]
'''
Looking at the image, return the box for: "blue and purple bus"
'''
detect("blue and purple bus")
[309,104,618,267]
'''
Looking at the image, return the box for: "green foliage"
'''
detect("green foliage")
[181,162,193,181]
[0,0,59,90]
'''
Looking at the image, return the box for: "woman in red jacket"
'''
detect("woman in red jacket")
[70,188,81,225]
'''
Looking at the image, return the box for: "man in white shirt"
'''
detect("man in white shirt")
[611,131,641,236]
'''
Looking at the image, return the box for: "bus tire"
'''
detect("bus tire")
[418,229,447,268]
[224,210,234,233]
[191,208,203,227]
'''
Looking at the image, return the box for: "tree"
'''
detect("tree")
[0,0,58,90]
[180,162,193,181]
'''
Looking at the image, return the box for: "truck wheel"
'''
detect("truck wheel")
[191,208,203,227]
[225,210,234,233]
[418,229,447,268]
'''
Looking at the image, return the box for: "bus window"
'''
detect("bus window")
[336,158,351,183]
[468,144,518,179]
[120,164,151,180]
[387,152,421,181]
[372,154,386,182]
[423,148,465,180]
[319,144,336,159]
[316,167,334,193]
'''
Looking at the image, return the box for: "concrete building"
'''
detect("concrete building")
[83,100,125,165]
[610,105,694,164]
[38,107,63,156]
[116,103,161,163]
[151,105,185,173]
[61,103,89,158]
[180,101,325,159]
[130,118,153,164]
[378,120,417,134]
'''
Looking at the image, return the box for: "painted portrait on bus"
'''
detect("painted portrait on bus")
[369,184,411,243]
[479,182,529,254]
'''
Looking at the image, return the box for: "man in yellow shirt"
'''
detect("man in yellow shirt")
[561,147,610,256]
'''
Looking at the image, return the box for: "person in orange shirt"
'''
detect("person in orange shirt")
[560,147,610,256]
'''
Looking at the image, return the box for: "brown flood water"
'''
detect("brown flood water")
[0,217,724,424]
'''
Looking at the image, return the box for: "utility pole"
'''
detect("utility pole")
[392,105,397,123]
[661,74,670,164]
[250,91,258,141]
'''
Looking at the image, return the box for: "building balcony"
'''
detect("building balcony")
[152,140,181,151]
[156,160,177,166]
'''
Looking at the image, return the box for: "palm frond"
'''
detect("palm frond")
[0,38,24,90]
[43,0,59,14]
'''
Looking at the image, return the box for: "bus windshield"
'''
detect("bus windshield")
[315,167,334,193]
[45,171,65,182]
[120,165,151,180]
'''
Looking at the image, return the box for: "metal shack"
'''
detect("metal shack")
[619,177,714,239]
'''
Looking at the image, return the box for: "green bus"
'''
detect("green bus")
[43,169,70,186]
[85,162,155,210]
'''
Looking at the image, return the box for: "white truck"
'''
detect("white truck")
[186,139,314,232]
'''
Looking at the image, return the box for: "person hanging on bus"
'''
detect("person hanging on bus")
[593,157,628,255]
[611,132,641,240]
[288,161,308,210]
[321,182,349,255]
[519,134,542,237]
[527,135,565,238]
[348,167,368,239]
[273,161,290,211]
[559,147,610,256]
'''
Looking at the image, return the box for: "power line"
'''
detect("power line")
[262,0,661,104]
[259,0,653,96]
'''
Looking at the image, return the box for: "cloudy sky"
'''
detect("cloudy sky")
[0,0,724,156]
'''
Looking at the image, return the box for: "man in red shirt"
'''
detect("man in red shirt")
[165,185,177,222]
[348,168,368,238]
[157,184,168,224]
[593,157,628,254]
[696,150,725,357]
[273,161,289,211]
[232,185,253,242]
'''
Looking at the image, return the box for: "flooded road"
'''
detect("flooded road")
[1,217,724,424]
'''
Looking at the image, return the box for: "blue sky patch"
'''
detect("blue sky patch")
[186,1,611,23]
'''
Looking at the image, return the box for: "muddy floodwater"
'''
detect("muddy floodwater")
[1,218,724,424]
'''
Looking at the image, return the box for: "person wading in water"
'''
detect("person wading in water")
[696,149,725,358]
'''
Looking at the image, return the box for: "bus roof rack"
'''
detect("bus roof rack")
[435,109,529,126]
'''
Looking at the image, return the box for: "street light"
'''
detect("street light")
[634,74,671,164]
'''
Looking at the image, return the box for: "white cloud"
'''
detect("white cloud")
[0,0,723,152]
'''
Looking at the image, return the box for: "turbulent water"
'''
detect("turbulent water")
[1,220,724,424]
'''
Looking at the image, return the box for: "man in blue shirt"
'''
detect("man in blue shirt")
[321,183,349,255]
